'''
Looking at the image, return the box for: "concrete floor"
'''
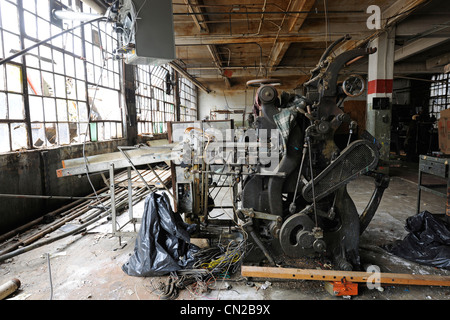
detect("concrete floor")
[1,164,450,302]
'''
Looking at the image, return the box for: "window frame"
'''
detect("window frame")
[0,0,124,153]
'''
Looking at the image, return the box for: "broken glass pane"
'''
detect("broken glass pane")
[89,87,120,121]
[31,123,46,148]
[44,123,57,145]
[11,122,28,150]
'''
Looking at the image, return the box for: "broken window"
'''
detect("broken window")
[429,73,450,121]
[0,0,123,153]
[84,14,123,142]
[135,65,175,135]
[179,77,198,121]
[0,0,27,152]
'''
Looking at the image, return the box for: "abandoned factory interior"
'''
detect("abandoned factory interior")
[1,0,450,306]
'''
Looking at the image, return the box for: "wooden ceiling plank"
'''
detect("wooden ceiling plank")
[183,0,209,33]
[267,0,316,73]
[182,0,230,87]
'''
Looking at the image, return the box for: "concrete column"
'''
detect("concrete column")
[366,27,396,174]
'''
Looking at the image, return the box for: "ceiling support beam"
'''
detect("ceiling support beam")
[182,0,208,32]
[332,0,431,56]
[182,0,231,88]
[426,52,450,70]
[267,0,316,73]
[394,37,450,62]
[207,44,231,88]
[175,34,363,46]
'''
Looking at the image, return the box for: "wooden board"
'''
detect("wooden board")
[241,266,450,287]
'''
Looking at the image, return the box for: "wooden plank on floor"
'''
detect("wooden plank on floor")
[241,266,450,287]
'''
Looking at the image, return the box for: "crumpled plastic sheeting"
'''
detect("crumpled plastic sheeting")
[122,192,199,277]
[385,211,450,269]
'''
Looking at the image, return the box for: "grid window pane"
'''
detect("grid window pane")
[0,0,123,153]
[430,74,450,121]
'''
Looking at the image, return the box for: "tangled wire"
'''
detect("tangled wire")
[148,238,252,300]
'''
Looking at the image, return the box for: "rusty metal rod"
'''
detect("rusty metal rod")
[0,210,110,263]
[0,186,109,243]
[0,193,110,200]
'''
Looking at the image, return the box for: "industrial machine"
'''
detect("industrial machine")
[173,35,390,271]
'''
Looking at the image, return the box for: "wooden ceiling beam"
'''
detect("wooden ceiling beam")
[267,0,316,73]
[332,0,431,57]
[175,33,366,46]
[182,0,209,33]
[182,0,230,88]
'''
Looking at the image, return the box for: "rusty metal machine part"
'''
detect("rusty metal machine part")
[240,35,389,270]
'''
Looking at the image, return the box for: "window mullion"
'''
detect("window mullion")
[17,0,33,149]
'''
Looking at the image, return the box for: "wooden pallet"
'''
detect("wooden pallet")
[110,167,171,189]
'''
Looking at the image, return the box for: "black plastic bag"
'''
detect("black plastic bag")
[122,192,199,277]
[385,211,450,269]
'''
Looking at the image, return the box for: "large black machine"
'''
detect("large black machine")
[174,35,390,271]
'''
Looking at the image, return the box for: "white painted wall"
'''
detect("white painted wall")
[198,90,256,127]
